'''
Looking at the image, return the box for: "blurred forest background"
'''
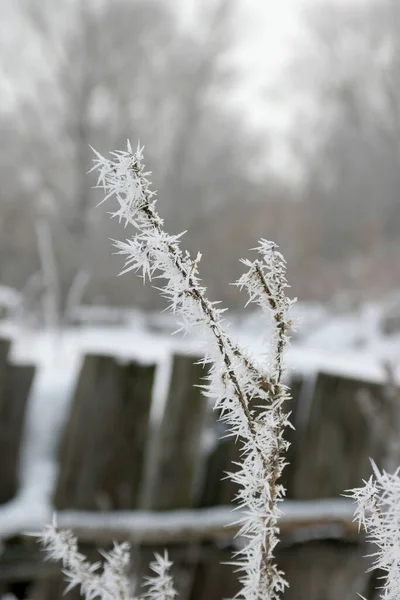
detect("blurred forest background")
[1,0,399,321]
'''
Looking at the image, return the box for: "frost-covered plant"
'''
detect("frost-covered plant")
[143,552,177,600]
[40,518,133,600]
[90,141,294,600]
[39,141,294,600]
[39,519,176,600]
[348,460,400,600]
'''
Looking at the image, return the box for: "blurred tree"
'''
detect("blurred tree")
[0,0,267,314]
[282,0,400,300]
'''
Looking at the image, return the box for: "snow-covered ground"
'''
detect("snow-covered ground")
[0,300,399,539]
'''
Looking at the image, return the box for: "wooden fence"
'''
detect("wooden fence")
[0,336,394,600]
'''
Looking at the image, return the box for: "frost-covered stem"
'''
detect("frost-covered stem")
[253,263,287,384]
[234,244,294,598]
[94,146,272,468]
[91,143,294,600]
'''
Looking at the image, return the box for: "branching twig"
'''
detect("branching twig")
[37,140,294,600]
[89,142,295,600]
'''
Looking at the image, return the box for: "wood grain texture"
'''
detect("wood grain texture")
[54,354,155,510]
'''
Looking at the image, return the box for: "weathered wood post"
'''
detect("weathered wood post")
[54,354,155,510]
[139,353,209,600]
[277,370,389,599]
[0,338,35,504]
[31,353,156,600]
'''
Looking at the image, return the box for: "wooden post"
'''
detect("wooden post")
[143,354,208,511]
[282,370,385,599]
[0,342,36,594]
[0,338,11,399]
[292,371,385,499]
[189,543,240,600]
[277,539,373,600]
[197,420,239,509]
[32,354,155,600]
[0,338,34,504]
[54,354,155,510]
[279,374,303,498]
[139,354,209,600]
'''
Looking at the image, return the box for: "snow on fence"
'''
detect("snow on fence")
[0,337,394,600]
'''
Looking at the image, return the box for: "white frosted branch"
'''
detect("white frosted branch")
[38,519,134,600]
[90,142,295,600]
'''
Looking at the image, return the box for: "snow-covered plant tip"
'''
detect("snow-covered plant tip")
[39,141,295,600]
[348,461,400,600]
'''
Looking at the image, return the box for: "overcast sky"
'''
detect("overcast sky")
[228,0,369,174]
[171,0,315,174]
[231,0,314,174]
